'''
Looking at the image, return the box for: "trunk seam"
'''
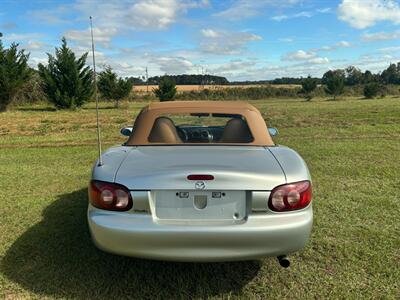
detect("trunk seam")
[113,147,135,182]
[265,147,287,183]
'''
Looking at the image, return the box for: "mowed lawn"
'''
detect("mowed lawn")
[0,97,399,299]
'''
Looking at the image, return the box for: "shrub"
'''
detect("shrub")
[113,78,133,105]
[301,76,318,101]
[324,73,345,100]
[38,37,93,109]
[153,76,177,101]
[14,71,46,104]
[0,33,32,111]
[97,66,117,100]
[175,85,302,100]
[98,66,132,107]
[364,82,380,99]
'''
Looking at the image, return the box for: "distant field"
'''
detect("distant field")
[0,97,399,299]
[134,84,300,92]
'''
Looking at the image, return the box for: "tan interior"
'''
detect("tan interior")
[148,117,182,143]
[126,101,274,146]
[220,118,253,143]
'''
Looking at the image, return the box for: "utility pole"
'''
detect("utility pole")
[201,66,204,90]
[145,66,149,93]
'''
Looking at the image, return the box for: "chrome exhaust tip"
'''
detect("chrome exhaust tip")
[277,255,290,268]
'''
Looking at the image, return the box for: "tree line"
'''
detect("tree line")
[1,32,399,111]
[299,64,400,101]
[130,74,229,85]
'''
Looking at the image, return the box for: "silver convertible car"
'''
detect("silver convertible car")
[88,101,312,267]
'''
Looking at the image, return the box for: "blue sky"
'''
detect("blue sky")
[1,0,400,80]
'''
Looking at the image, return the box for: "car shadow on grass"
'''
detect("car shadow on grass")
[82,106,118,110]
[16,106,57,112]
[1,188,261,299]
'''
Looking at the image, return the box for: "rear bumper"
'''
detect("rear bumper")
[88,205,313,262]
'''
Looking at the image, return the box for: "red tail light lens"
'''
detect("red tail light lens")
[268,180,312,212]
[89,180,133,211]
[187,174,214,180]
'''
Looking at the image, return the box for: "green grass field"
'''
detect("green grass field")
[0,97,399,299]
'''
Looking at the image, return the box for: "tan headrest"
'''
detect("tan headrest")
[220,118,253,143]
[148,117,182,143]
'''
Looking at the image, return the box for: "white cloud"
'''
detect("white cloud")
[271,7,332,22]
[255,63,329,80]
[2,33,44,42]
[31,0,208,31]
[271,15,289,21]
[127,0,187,30]
[59,1,209,53]
[282,50,330,65]
[350,53,400,73]
[200,29,262,55]
[338,0,400,29]
[361,31,400,41]
[284,50,315,60]
[315,40,352,52]
[215,59,257,73]
[308,57,330,64]
[200,29,220,38]
[336,40,351,47]
[110,62,146,77]
[294,11,313,18]
[25,40,48,50]
[272,12,313,21]
[71,46,106,64]
[74,0,208,31]
[378,46,400,52]
[208,59,260,80]
[152,56,195,74]
[215,0,301,20]
[65,27,118,48]
[317,7,332,13]
[29,56,48,66]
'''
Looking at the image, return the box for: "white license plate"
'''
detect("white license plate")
[155,190,246,221]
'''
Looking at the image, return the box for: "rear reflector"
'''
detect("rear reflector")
[187,174,214,180]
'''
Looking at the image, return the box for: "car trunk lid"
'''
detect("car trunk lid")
[115,146,285,190]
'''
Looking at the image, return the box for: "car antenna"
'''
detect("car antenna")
[90,16,103,167]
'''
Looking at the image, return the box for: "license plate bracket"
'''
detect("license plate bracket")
[155,190,246,221]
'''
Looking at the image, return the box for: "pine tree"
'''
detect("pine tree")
[98,66,132,107]
[38,37,93,109]
[301,76,318,101]
[323,70,345,100]
[0,33,32,111]
[363,82,380,99]
[153,76,177,101]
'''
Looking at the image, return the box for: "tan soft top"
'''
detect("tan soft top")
[126,101,274,146]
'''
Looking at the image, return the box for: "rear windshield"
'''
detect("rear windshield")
[147,113,254,144]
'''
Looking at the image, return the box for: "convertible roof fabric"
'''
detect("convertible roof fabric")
[126,101,274,146]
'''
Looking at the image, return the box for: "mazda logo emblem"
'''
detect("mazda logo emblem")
[195,181,206,190]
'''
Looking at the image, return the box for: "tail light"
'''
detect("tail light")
[268,180,312,212]
[89,180,133,211]
[187,174,214,180]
